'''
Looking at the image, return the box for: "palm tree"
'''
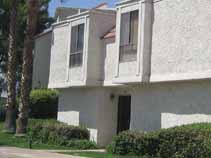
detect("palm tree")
[16,0,39,135]
[4,0,18,133]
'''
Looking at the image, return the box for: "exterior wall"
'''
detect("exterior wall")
[118,61,137,76]
[87,11,116,85]
[33,31,52,88]
[130,80,211,131]
[57,80,211,145]
[57,87,117,146]
[48,24,69,87]
[67,17,89,86]
[49,10,116,88]
[103,38,118,86]
[113,0,153,84]
[151,0,211,82]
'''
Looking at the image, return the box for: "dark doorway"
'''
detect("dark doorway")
[117,95,131,134]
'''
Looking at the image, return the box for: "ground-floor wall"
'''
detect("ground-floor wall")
[57,87,117,146]
[130,80,211,131]
[57,80,211,146]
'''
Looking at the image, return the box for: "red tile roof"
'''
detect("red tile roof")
[102,26,116,39]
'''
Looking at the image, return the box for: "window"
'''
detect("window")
[119,10,139,62]
[70,24,85,67]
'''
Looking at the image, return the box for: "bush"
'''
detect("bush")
[28,119,90,147]
[29,89,58,119]
[66,140,98,149]
[107,131,159,156]
[107,124,211,158]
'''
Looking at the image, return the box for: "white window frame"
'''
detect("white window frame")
[115,1,142,77]
[69,23,85,67]
[119,10,139,62]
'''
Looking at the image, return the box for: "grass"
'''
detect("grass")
[61,152,140,158]
[0,121,73,150]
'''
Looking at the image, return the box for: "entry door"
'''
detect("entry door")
[117,96,131,134]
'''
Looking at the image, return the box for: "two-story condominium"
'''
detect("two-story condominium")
[33,0,211,146]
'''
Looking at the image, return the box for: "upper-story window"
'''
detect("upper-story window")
[70,23,85,67]
[119,10,139,62]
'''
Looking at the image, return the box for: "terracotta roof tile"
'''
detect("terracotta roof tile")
[102,26,116,39]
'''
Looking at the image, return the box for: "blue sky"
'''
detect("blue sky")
[48,0,118,17]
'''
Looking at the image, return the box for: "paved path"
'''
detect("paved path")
[0,147,88,158]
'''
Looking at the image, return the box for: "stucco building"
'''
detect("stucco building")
[33,0,211,146]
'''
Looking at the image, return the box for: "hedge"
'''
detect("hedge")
[29,89,58,119]
[27,119,89,143]
[107,124,211,158]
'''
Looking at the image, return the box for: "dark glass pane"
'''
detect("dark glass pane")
[71,26,78,54]
[130,10,139,45]
[77,24,85,51]
[120,12,130,46]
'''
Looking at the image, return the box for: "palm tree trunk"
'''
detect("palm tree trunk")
[16,0,39,135]
[4,0,18,133]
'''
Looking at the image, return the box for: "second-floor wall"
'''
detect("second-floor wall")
[43,0,211,89]
[48,9,116,88]
[106,0,211,85]
[150,0,211,82]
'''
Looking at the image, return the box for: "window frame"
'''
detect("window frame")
[119,10,139,63]
[69,23,85,68]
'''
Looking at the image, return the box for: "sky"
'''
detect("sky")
[48,0,118,17]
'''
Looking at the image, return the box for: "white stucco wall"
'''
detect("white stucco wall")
[57,87,117,146]
[151,0,211,82]
[118,61,137,76]
[87,11,116,85]
[130,80,211,131]
[49,24,69,86]
[103,38,118,85]
[33,31,52,88]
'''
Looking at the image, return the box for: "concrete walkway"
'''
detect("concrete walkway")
[0,147,89,158]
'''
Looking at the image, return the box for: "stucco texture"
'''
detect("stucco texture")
[49,25,69,85]
[57,87,117,146]
[33,32,52,88]
[131,80,211,131]
[151,0,211,82]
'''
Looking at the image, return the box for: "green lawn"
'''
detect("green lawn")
[0,121,72,150]
[61,152,140,158]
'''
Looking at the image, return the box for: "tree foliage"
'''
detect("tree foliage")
[0,0,54,79]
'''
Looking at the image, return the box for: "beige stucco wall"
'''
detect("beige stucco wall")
[151,0,211,82]
[57,80,211,145]
[87,11,116,85]
[33,31,52,88]
[103,38,117,85]
[130,80,211,131]
[49,24,69,86]
[57,87,117,146]
[51,0,211,146]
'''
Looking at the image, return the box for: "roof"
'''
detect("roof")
[34,28,52,39]
[102,26,116,39]
[93,3,108,9]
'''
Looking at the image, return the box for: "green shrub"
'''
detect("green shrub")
[107,131,159,156]
[66,140,98,149]
[107,124,211,157]
[27,119,92,149]
[29,89,58,119]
